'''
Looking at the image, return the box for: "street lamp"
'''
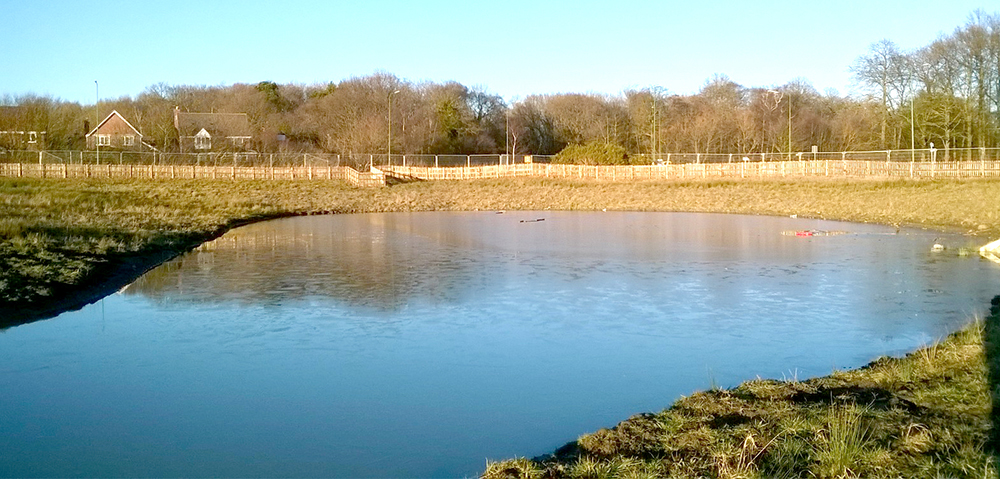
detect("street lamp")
[387,89,400,169]
[910,98,916,161]
[505,102,510,166]
[651,86,665,163]
[787,94,792,159]
[766,89,782,157]
[95,81,99,165]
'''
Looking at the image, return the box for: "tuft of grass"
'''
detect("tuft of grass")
[811,403,878,478]
[482,457,543,479]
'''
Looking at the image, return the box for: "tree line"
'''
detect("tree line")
[2,10,997,160]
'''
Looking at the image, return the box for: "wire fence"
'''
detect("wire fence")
[0,150,549,169]
[3,148,999,167]
[637,147,1000,164]
[383,158,1000,181]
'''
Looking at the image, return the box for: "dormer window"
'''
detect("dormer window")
[194,129,211,150]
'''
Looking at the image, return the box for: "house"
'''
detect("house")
[0,106,47,151]
[174,107,252,152]
[86,110,143,150]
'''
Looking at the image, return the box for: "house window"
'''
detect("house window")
[98,135,110,146]
[123,135,135,147]
[194,129,211,150]
[27,131,37,144]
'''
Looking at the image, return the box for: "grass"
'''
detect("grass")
[2,176,1000,475]
[4,176,999,313]
[486,306,1000,478]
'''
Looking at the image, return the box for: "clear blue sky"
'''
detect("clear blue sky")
[1,0,992,105]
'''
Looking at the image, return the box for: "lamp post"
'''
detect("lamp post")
[505,102,510,166]
[651,86,665,163]
[95,80,99,165]
[766,89,782,158]
[910,98,916,161]
[787,94,792,159]
[387,89,400,169]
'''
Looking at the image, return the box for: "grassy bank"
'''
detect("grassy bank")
[2,177,999,323]
[485,299,1000,478]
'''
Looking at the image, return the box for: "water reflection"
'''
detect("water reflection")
[127,211,992,341]
[2,212,998,478]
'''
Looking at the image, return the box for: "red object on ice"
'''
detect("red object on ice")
[795,231,814,237]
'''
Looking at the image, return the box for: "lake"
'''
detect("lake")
[2,211,998,478]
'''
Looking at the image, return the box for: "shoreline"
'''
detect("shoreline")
[0,212,305,328]
[4,208,989,330]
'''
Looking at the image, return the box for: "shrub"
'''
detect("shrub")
[553,141,630,165]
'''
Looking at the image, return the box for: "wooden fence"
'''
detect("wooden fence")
[4,159,1000,185]
[0,163,386,187]
[382,159,1000,181]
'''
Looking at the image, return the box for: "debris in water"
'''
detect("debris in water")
[781,230,847,237]
[520,218,545,223]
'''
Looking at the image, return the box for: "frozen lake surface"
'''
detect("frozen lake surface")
[2,211,998,478]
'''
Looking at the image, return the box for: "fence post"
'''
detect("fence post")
[931,147,936,179]
[435,155,439,168]
[467,155,471,168]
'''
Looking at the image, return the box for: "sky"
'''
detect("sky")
[0,0,993,105]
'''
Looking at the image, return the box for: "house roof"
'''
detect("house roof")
[86,110,141,138]
[175,111,251,138]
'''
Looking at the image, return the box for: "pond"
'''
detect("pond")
[2,211,998,478]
